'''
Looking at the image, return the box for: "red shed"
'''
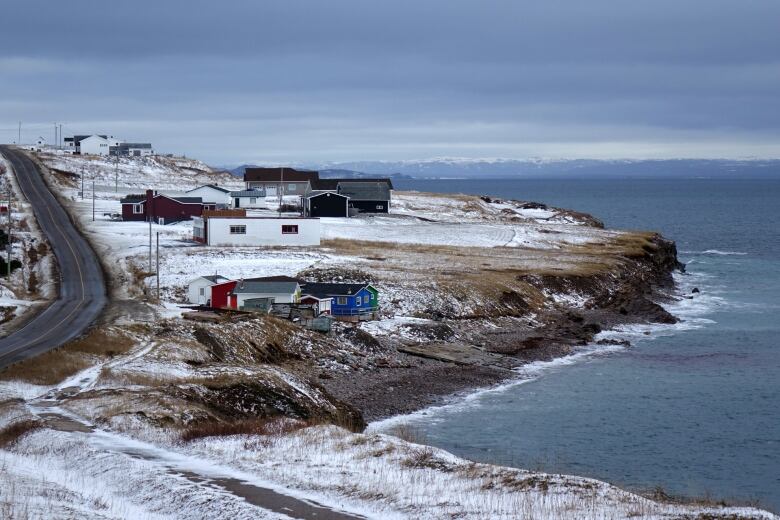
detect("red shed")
[210,280,238,309]
[120,190,213,223]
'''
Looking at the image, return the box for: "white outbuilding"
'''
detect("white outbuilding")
[187,274,231,305]
[193,216,320,247]
[230,190,267,209]
[186,185,232,206]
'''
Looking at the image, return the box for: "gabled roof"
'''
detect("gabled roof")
[189,274,230,285]
[337,182,391,201]
[310,178,394,191]
[232,279,300,295]
[244,168,319,183]
[119,194,203,204]
[230,190,266,197]
[305,190,349,200]
[187,184,231,194]
[120,194,146,204]
[300,282,372,298]
[169,196,204,204]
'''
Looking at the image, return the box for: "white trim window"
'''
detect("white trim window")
[229,225,246,234]
[337,297,347,305]
[356,297,361,307]
[364,295,369,304]
[250,197,256,204]
[288,183,296,191]
[281,225,299,234]
[133,204,143,214]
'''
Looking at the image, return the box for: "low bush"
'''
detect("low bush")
[0,419,42,448]
[180,417,311,443]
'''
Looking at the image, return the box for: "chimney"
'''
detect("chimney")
[146,189,154,221]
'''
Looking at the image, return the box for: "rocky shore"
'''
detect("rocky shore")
[319,233,685,423]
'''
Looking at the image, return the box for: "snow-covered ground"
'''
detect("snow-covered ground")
[3,152,771,519]
[0,380,774,519]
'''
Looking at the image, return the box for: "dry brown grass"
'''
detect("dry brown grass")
[0,419,43,448]
[0,328,137,385]
[180,417,311,442]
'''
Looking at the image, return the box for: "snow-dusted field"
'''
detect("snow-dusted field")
[0,379,775,520]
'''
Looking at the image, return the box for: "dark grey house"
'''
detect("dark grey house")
[303,191,350,217]
[338,181,391,213]
[303,177,393,215]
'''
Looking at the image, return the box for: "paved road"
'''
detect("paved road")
[0,146,106,369]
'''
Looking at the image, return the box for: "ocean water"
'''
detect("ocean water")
[387,178,780,511]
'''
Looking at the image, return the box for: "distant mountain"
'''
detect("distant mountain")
[318,169,413,180]
[221,159,780,179]
[221,164,413,180]
[316,158,780,179]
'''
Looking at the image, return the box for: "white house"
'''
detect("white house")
[187,274,231,305]
[230,190,267,209]
[79,135,121,156]
[232,279,301,311]
[187,185,232,206]
[193,216,320,247]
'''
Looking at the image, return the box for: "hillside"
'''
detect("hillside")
[0,150,772,519]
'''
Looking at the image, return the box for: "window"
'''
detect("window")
[364,295,369,304]
[356,298,361,307]
[376,204,384,210]
[199,288,205,296]
[250,198,256,204]
[133,204,143,214]
[337,297,347,305]
[229,225,246,234]
[282,225,298,234]
[288,183,296,191]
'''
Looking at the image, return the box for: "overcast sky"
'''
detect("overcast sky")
[1,1,779,165]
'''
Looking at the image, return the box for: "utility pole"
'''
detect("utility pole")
[6,183,11,280]
[54,123,57,149]
[148,199,153,274]
[114,153,119,192]
[17,122,21,145]
[59,124,62,149]
[278,166,284,216]
[156,231,160,301]
[92,179,95,221]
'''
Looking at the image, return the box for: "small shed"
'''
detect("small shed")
[230,190,267,209]
[187,275,231,305]
[303,191,349,218]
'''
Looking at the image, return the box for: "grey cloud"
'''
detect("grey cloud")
[1,1,779,163]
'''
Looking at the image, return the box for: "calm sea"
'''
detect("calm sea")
[386,178,780,511]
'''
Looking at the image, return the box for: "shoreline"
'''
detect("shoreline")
[364,268,713,431]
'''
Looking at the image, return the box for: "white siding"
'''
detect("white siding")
[232,195,267,209]
[235,291,298,308]
[79,135,110,156]
[187,186,231,205]
[204,217,320,246]
[186,276,226,304]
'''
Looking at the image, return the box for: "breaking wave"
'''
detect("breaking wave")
[370,270,725,432]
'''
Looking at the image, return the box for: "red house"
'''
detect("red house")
[120,190,215,224]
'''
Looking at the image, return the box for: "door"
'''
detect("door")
[234,198,240,208]
[266,185,277,197]
[198,287,206,305]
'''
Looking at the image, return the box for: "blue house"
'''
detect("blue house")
[300,282,379,321]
